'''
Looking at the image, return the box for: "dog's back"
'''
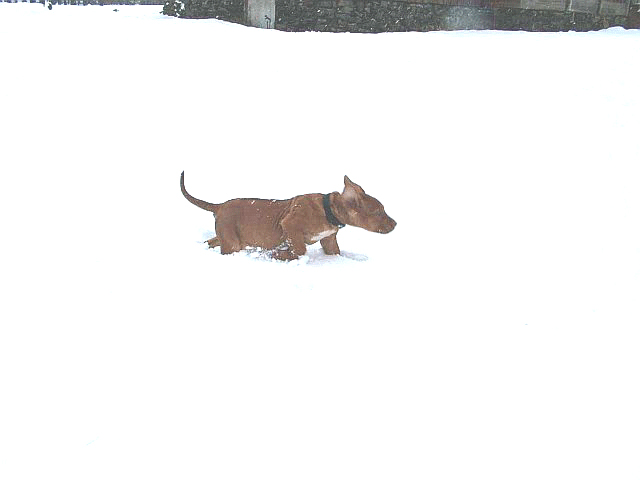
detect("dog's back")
[214,198,293,250]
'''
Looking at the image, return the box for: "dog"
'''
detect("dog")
[180,172,396,261]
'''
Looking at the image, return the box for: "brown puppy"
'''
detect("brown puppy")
[180,172,396,261]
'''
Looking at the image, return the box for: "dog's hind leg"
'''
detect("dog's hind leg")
[220,238,242,254]
[205,236,220,249]
[216,221,243,255]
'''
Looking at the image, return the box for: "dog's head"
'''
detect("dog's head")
[340,176,396,234]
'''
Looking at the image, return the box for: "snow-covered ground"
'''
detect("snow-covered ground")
[1,3,639,479]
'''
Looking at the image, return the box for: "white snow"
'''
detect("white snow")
[1,4,639,480]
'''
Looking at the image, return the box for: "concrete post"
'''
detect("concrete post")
[245,0,275,28]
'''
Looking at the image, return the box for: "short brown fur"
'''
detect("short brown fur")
[180,172,396,261]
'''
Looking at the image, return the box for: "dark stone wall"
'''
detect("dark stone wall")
[276,1,496,32]
[276,0,627,32]
[164,0,244,21]
[45,0,163,4]
[163,0,630,32]
[493,7,627,31]
[628,1,640,27]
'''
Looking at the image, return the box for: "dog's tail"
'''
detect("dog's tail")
[180,171,220,214]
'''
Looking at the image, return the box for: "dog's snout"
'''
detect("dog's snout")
[379,217,396,234]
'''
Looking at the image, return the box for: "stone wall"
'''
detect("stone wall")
[163,0,631,31]
[275,0,627,32]
[164,0,244,21]
[493,6,626,30]
[628,0,640,27]
[276,1,495,31]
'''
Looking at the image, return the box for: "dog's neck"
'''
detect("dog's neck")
[323,193,345,228]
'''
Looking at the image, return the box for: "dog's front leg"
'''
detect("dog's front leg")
[274,217,307,261]
[272,237,306,261]
[320,233,340,255]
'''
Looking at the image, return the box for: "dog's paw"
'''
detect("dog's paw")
[270,250,295,262]
[205,238,220,249]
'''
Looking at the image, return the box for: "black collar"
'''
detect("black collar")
[323,193,345,228]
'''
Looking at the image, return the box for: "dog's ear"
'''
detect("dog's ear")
[343,176,365,203]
